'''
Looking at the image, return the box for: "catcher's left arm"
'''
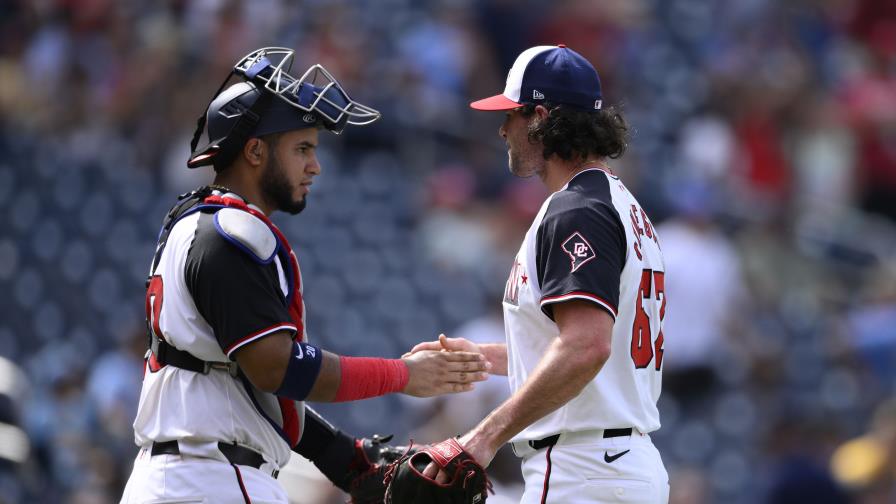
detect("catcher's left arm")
[293,407,415,503]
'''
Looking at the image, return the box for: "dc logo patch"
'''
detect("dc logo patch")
[561,232,596,272]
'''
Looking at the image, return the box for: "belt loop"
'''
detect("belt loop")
[528,434,561,450]
[603,428,633,439]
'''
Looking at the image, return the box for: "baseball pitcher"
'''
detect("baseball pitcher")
[400,45,670,503]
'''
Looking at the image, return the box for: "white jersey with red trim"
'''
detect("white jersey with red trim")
[133,191,304,469]
[503,168,665,442]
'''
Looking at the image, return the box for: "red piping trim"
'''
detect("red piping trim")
[540,291,618,317]
[231,463,252,504]
[224,323,297,357]
[540,444,554,504]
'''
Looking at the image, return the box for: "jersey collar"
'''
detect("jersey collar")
[560,166,614,191]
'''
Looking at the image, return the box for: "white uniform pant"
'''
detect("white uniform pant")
[120,446,289,504]
[514,430,669,503]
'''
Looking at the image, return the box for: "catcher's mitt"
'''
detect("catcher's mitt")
[347,434,416,504]
[384,438,491,504]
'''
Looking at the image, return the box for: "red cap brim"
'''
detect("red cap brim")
[470,94,521,111]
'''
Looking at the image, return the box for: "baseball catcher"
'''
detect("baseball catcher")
[119,45,488,504]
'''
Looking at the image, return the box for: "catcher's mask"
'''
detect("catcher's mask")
[188,47,381,169]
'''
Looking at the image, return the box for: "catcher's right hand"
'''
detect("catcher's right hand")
[384,438,491,504]
[401,350,489,397]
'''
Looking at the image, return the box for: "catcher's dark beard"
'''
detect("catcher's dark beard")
[260,152,306,215]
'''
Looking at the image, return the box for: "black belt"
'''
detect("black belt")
[151,440,278,478]
[528,428,633,450]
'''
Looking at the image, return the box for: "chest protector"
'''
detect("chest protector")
[144,186,306,445]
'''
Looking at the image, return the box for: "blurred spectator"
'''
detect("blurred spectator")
[656,181,745,405]
[677,114,738,183]
[418,165,500,276]
[85,325,145,493]
[0,356,30,504]
[846,261,896,392]
[840,0,896,223]
[733,210,829,365]
[763,414,850,504]
[830,397,896,503]
[668,465,711,504]
[788,93,857,219]
[24,345,93,502]
[730,91,794,208]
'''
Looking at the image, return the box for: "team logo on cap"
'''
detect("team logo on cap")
[533,89,545,100]
[303,113,316,123]
[561,232,596,272]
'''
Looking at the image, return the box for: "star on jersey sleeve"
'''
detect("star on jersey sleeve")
[536,196,626,321]
[186,213,297,359]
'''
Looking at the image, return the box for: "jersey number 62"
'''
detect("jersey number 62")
[631,269,665,370]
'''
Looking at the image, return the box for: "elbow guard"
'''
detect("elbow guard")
[274,341,323,401]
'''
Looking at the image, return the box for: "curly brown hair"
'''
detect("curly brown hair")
[520,103,629,162]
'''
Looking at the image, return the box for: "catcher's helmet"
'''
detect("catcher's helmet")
[188,47,380,169]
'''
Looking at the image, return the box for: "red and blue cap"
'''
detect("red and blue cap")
[470,44,602,111]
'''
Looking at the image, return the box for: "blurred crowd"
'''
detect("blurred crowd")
[1,0,895,502]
